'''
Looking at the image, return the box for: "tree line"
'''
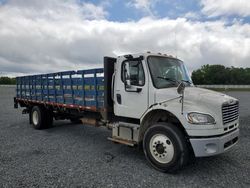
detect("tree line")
[0,64,250,85]
[0,77,16,85]
[191,65,250,85]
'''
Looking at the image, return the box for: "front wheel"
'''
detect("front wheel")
[143,123,189,173]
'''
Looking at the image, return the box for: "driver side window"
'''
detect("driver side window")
[122,61,145,86]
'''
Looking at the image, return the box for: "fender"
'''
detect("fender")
[138,99,189,142]
[140,98,187,127]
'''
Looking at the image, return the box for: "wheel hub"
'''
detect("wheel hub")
[155,143,165,154]
[149,134,174,164]
[32,111,39,126]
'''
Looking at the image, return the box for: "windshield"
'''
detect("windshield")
[147,56,193,89]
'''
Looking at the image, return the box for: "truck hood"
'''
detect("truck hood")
[155,86,238,114]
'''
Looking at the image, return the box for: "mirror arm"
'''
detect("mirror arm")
[181,92,184,115]
[177,82,185,115]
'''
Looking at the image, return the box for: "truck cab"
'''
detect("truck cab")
[109,52,239,172]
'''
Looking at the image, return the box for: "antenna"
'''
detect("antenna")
[174,27,178,58]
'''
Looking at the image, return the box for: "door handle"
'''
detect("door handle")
[116,94,122,104]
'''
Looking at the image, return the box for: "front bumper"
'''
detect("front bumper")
[189,128,239,157]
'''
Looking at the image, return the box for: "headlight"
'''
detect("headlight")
[186,112,216,124]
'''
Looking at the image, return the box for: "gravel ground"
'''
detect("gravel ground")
[0,86,249,188]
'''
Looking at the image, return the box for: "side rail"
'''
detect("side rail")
[15,68,104,112]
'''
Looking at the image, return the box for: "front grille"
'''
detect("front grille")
[222,101,239,124]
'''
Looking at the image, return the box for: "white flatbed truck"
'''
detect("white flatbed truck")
[14,52,239,172]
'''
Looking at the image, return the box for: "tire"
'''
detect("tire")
[70,118,81,124]
[143,122,189,173]
[31,106,52,129]
[45,109,53,128]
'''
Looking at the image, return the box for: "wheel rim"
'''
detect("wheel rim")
[32,110,39,126]
[149,134,174,164]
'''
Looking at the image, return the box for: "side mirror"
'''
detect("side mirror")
[125,79,131,88]
[124,62,131,88]
[177,82,185,95]
[123,61,142,93]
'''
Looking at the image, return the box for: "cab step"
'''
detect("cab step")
[107,137,137,146]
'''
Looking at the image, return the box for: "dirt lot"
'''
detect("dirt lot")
[0,86,249,188]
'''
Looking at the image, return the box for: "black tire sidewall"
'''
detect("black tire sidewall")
[45,110,53,127]
[143,123,186,172]
[70,118,81,124]
[31,106,43,129]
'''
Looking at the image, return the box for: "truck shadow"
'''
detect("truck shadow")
[42,121,241,176]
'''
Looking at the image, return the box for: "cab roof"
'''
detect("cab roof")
[118,52,181,61]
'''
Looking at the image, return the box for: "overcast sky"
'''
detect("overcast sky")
[0,0,249,76]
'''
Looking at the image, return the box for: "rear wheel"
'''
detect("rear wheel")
[31,106,53,129]
[70,118,82,124]
[143,123,189,173]
[45,109,53,128]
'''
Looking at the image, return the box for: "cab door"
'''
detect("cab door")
[114,57,148,119]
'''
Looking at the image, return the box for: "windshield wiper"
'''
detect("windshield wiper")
[181,80,192,85]
[157,76,179,85]
[157,77,192,86]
